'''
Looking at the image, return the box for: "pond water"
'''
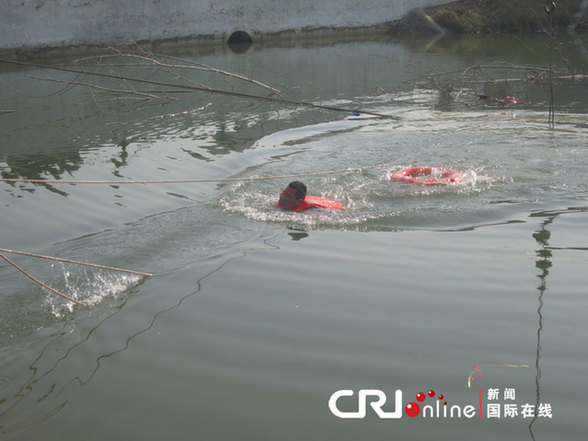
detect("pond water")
[1,33,587,440]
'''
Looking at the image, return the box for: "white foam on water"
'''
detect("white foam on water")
[44,266,143,318]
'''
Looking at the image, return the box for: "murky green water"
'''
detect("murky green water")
[1,33,587,440]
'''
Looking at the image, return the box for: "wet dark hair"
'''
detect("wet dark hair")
[288,181,307,200]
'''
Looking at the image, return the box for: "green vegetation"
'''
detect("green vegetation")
[427,0,584,33]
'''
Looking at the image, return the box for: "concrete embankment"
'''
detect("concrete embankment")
[1,0,452,52]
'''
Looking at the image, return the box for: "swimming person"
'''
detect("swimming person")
[276,181,344,211]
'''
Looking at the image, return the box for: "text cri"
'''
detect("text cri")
[328,389,403,419]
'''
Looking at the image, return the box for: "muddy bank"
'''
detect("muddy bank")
[394,0,586,34]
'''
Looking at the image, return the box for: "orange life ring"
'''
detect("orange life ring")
[391,167,462,186]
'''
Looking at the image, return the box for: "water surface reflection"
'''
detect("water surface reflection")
[1,33,587,441]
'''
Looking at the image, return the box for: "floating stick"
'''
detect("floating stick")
[0,58,399,119]
[0,248,153,307]
[0,252,87,306]
[0,248,152,277]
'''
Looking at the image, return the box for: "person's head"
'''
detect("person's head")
[278,181,307,210]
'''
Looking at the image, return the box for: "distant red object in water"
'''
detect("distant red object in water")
[477,94,528,105]
[467,364,484,388]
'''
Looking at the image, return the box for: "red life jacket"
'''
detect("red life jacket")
[293,195,345,211]
[277,195,345,211]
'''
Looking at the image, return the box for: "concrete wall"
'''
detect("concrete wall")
[1,0,452,51]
